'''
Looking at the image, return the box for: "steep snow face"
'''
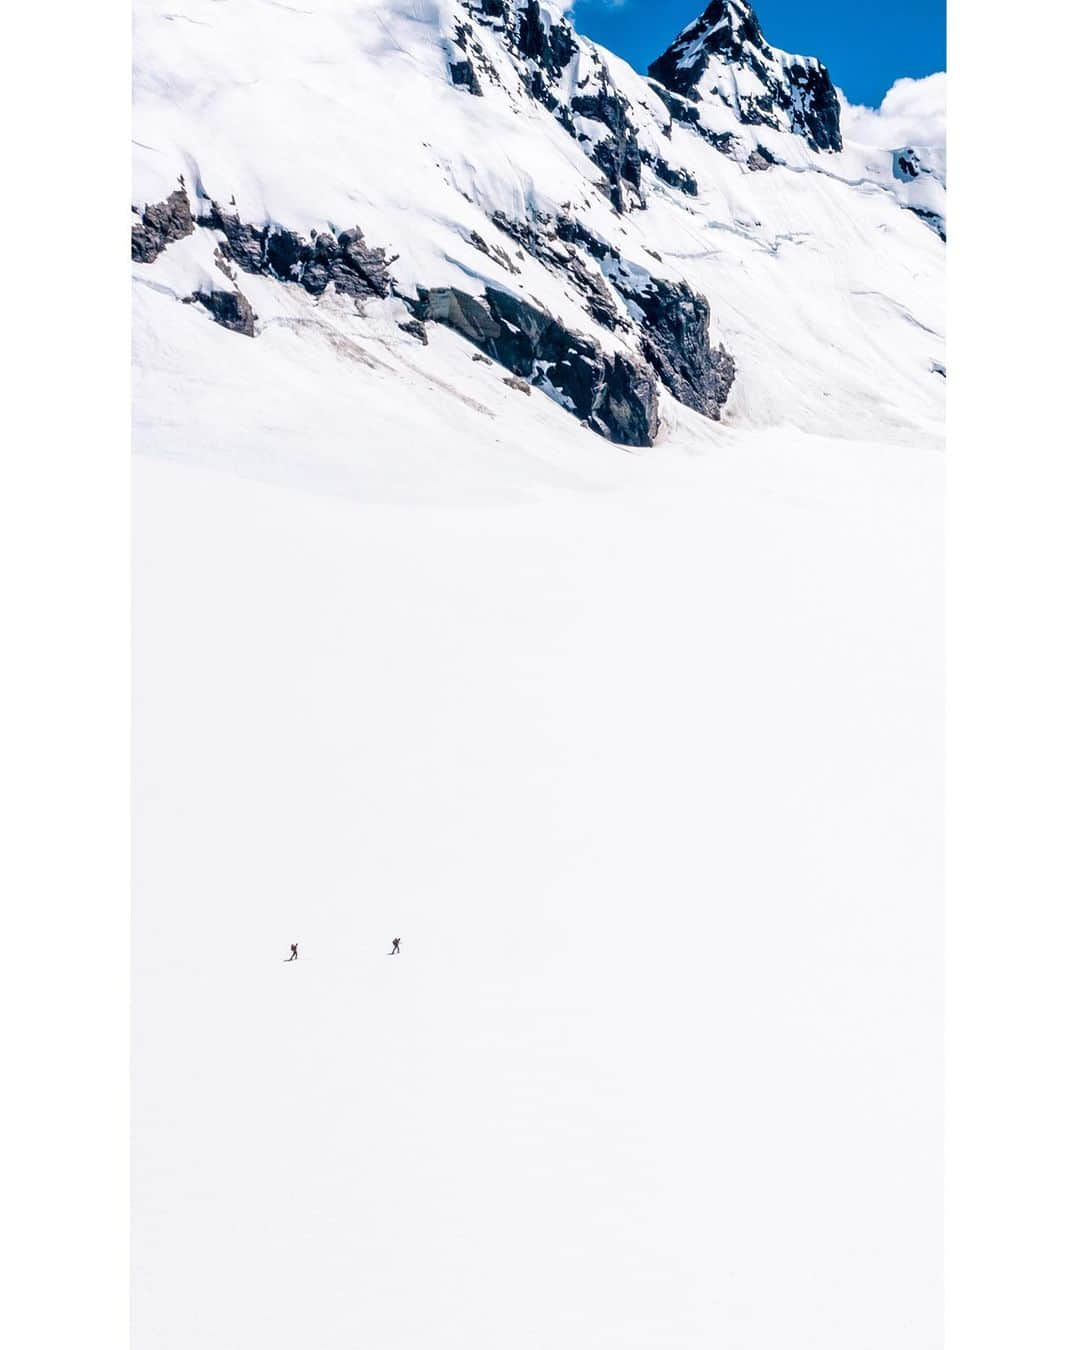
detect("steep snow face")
[132,0,945,452]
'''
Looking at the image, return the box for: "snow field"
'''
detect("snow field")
[135,428,942,1349]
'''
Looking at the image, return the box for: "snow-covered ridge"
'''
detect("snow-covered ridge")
[133,0,945,457]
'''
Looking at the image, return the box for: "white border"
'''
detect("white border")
[947,0,1080,1345]
[1,2,130,1347]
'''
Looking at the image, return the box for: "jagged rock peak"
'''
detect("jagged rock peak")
[648,0,843,153]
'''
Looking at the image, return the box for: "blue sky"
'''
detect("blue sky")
[571,0,946,108]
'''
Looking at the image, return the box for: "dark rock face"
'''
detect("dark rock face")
[204,205,395,299]
[470,0,577,105]
[468,229,520,274]
[131,189,194,262]
[647,154,699,195]
[551,215,610,261]
[571,83,643,211]
[746,145,778,172]
[893,148,926,181]
[783,60,842,152]
[629,278,735,419]
[193,288,256,337]
[554,216,734,419]
[398,318,429,344]
[651,85,741,158]
[472,1,651,213]
[415,285,659,446]
[648,0,843,153]
[136,197,399,317]
[450,16,501,95]
[203,205,264,272]
[449,57,483,95]
[513,0,576,76]
[492,211,625,332]
[600,352,662,448]
[491,209,735,421]
[894,151,918,180]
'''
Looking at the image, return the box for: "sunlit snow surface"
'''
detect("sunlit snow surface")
[135,436,942,1348]
[133,3,943,1347]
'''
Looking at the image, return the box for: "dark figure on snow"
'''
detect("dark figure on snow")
[286,943,298,962]
[389,938,401,956]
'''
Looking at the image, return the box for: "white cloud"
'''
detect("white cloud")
[840,72,946,151]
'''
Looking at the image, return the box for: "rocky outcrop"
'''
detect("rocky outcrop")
[646,153,699,196]
[192,288,255,337]
[512,0,576,79]
[466,1,651,212]
[204,205,395,299]
[780,60,842,152]
[449,14,502,95]
[133,177,733,442]
[570,80,643,212]
[414,285,659,446]
[650,85,741,159]
[491,211,626,333]
[491,210,735,420]
[449,56,483,95]
[466,0,577,106]
[893,148,933,182]
[648,0,843,153]
[134,191,397,292]
[617,275,735,419]
[131,188,194,263]
[398,318,429,344]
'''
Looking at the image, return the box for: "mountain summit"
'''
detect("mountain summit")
[647,0,843,152]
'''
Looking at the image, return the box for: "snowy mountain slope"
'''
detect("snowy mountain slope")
[133,0,945,457]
